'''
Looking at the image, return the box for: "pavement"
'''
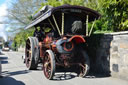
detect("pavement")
[0,51,128,85]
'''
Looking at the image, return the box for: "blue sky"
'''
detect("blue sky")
[0,0,5,5]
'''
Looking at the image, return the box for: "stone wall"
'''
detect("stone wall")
[87,31,128,80]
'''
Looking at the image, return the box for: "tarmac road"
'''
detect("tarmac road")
[0,51,128,85]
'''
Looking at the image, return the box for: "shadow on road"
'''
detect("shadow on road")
[0,52,5,55]
[52,73,76,81]
[0,56,8,64]
[0,57,8,60]
[2,70,31,77]
[53,72,110,81]
[0,77,25,85]
[85,73,110,79]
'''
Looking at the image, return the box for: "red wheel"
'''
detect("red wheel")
[25,37,39,70]
[43,50,55,80]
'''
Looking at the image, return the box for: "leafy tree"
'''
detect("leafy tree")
[7,0,43,32]
[84,0,128,31]
[11,28,34,50]
[101,0,128,31]
[7,0,43,48]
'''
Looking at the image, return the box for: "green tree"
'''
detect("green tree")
[11,28,34,49]
[7,0,43,32]
[102,0,128,31]
[6,0,43,48]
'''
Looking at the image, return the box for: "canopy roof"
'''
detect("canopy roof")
[25,5,101,30]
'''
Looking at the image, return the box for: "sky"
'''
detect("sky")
[0,0,9,41]
[0,0,5,5]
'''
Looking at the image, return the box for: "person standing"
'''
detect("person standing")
[0,59,3,78]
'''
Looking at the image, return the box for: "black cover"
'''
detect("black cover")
[25,5,101,30]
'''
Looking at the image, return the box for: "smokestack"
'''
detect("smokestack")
[0,32,8,42]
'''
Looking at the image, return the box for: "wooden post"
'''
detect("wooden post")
[48,18,56,31]
[62,13,64,35]
[86,15,88,36]
[89,19,96,36]
[52,15,61,36]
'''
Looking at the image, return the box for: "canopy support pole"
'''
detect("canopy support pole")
[89,19,96,36]
[86,15,88,36]
[48,18,56,31]
[52,15,61,36]
[62,13,64,35]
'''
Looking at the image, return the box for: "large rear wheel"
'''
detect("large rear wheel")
[25,37,39,70]
[32,37,39,65]
[43,50,55,80]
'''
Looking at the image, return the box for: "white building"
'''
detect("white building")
[0,37,4,49]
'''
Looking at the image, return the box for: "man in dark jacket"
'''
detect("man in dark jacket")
[0,60,3,78]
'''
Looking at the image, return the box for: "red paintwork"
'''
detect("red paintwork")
[39,33,54,58]
[63,42,74,51]
[43,33,53,44]
[69,35,85,44]
[39,42,44,58]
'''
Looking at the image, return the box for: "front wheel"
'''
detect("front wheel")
[43,50,55,80]
[78,50,90,77]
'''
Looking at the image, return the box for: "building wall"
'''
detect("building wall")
[87,31,128,80]
[18,46,25,52]
[0,37,4,49]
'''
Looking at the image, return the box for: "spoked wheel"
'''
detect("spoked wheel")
[43,50,55,80]
[78,50,90,77]
[25,37,39,70]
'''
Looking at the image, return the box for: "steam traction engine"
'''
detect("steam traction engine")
[25,5,101,80]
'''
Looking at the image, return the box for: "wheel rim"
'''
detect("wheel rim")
[43,53,52,79]
[79,63,87,77]
[25,40,31,68]
[78,50,89,77]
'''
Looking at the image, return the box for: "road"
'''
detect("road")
[0,51,128,85]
